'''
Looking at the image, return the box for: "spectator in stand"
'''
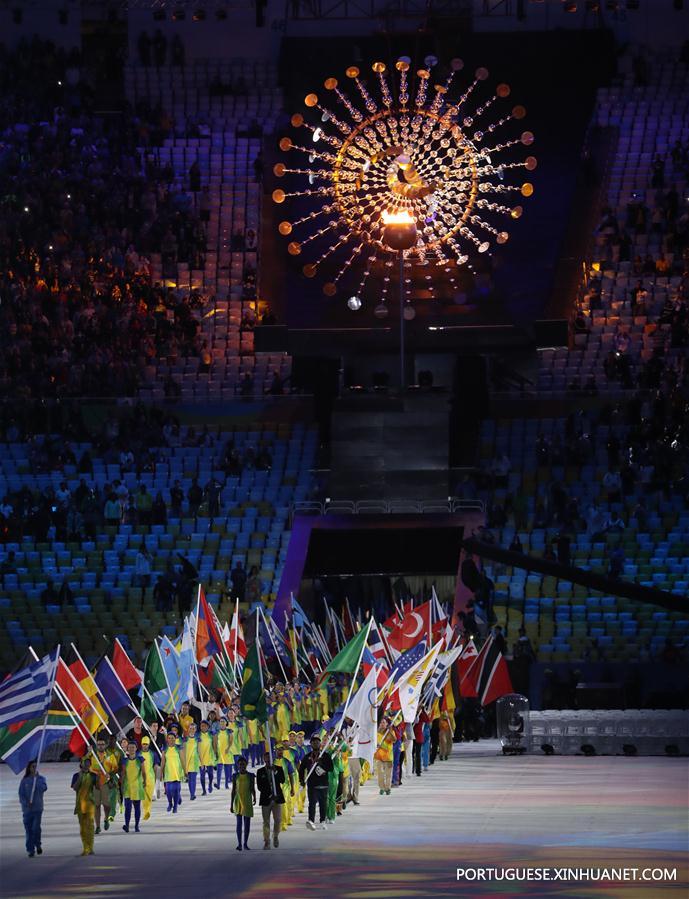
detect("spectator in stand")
[58,576,74,608]
[170,480,184,516]
[136,485,153,526]
[608,545,625,579]
[555,533,571,567]
[135,547,152,596]
[153,566,175,614]
[104,493,121,526]
[231,560,247,604]
[205,478,222,518]
[151,492,167,526]
[40,579,58,607]
[603,469,622,504]
[492,625,507,655]
[245,565,262,607]
[267,372,284,396]
[187,478,203,517]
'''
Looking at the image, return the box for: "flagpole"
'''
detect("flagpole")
[53,683,107,774]
[258,605,289,684]
[372,616,394,669]
[67,644,112,733]
[290,619,302,680]
[312,623,332,664]
[207,653,236,697]
[190,665,213,701]
[207,594,236,686]
[254,608,278,799]
[324,599,341,652]
[232,597,240,681]
[153,638,177,717]
[140,681,166,722]
[303,619,372,787]
[29,646,60,802]
[298,628,319,679]
[337,621,374,727]
[192,584,207,715]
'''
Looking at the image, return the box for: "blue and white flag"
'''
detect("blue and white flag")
[421,645,463,707]
[0,649,59,729]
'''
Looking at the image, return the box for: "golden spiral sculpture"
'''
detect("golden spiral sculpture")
[274,55,536,309]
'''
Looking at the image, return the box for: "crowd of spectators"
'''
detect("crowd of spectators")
[478,378,689,568]
[0,402,276,546]
[0,39,212,399]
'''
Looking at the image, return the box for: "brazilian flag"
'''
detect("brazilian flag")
[239,642,267,723]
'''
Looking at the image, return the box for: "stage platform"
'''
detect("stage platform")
[1,741,687,898]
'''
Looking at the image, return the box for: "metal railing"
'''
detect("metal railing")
[291,498,485,519]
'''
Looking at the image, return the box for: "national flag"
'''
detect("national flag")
[112,639,141,690]
[56,658,90,714]
[361,646,389,689]
[159,637,184,711]
[327,606,346,654]
[228,606,247,666]
[464,634,514,707]
[368,618,388,663]
[286,625,301,677]
[0,650,59,729]
[94,657,132,715]
[421,645,463,708]
[198,657,226,690]
[178,618,194,703]
[342,599,356,640]
[318,621,370,685]
[262,614,291,668]
[389,640,427,684]
[66,657,108,756]
[221,622,231,654]
[386,600,432,654]
[430,588,448,645]
[291,595,312,630]
[346,663,379,768]
[0,706,73,775]
[442,661,460,714]
[295,634,317,677]
[239,642,267,722]
[271,589,292,635]
[398,644,441,723]
[140,642,169,722]
[383,640,427,712]
[457,639,479,698]
[382,608,403,632]
[195,587,223,663]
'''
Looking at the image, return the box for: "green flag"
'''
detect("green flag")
[141,643,168,723]
[240,642,267,722]
[320,622,370,684]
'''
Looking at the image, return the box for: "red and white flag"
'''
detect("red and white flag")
[228,606,247,665]
[462,634,513,706]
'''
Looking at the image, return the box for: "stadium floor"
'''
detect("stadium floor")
[1,742,687,898]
